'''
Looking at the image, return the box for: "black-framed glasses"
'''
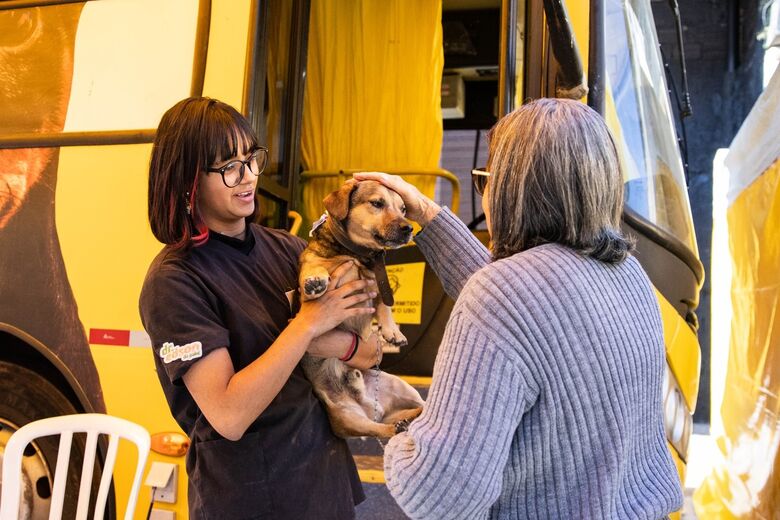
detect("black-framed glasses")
[207,146,269,187]
[471,167,490,196]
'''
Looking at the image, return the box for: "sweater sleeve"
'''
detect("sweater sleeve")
[383,288,534,519]
[413,207,491,299]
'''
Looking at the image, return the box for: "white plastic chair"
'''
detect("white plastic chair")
[0,413,150,520]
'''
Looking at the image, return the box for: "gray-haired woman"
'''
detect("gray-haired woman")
[355,98,683,519]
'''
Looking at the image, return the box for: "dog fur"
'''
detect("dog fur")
[299,180,424,438]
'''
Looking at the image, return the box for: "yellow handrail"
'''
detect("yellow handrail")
[300,168,460,214]
[287,210,303,236]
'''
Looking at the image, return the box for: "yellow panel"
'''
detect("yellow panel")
[202,0,252,107]
[92,347,187,519]
[64,0,197,132]
[55,118,219,520]
[56,145,161,331]
[655,289,701,411]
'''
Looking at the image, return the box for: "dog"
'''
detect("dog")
[298,179,424,438]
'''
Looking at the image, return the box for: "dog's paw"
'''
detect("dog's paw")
[381,324,408,348]
[394,418,411,434]
[303,276,329,298]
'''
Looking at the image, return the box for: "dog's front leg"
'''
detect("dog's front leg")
[299,249,332,299]
[300,263,331,299]
[376,302,407,347]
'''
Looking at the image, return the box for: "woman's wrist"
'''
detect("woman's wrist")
[417,198,442,227]
[339,333,359,362]
[344,332,382,369]
[286,316,318,345]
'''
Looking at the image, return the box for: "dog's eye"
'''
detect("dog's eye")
[401,206,407,214]
[370,200,384,209]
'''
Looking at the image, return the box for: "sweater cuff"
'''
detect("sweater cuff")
[383,431,415,489]
[413,206,490,299]
[415,206,470,251]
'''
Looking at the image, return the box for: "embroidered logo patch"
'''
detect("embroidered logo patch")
[159,341,203,363]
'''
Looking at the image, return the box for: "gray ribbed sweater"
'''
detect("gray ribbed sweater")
[384,208,683,520]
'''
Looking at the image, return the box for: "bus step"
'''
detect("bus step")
[354,454,385,483]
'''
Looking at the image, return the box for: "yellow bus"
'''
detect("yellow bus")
[0,1,701,518]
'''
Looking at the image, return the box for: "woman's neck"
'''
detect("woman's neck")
[211,222,246,240]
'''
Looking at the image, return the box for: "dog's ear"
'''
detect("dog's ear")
[323,179,358,221]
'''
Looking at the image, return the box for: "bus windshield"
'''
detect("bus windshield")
[604,0,698,254]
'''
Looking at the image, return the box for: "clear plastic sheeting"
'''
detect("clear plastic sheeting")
[300,0,443,231]
[603,0,697,253]
[695,68,780,519]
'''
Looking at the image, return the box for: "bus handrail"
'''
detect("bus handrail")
[300,168,460,214]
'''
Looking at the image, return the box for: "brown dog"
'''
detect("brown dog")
[299,179,424,438]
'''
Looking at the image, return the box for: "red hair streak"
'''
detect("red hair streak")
[189,183,209,246]
[169,181,209,250]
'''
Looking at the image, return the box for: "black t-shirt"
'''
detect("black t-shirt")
[139,224,364,519]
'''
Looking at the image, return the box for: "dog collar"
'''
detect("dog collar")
[324,217,395,307]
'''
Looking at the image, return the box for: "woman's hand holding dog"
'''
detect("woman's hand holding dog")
[352,172,441,226]
[291,261,376,339]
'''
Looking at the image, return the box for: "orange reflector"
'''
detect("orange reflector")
[151,432,190,457]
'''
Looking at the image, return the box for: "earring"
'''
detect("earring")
[185,192,191,215]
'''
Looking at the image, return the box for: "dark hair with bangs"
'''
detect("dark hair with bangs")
[147,96,258,250]
[486,98,634,264]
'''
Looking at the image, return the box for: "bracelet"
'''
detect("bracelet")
[339,332,359,362]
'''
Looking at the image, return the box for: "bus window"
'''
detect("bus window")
[263,0,293,188]
[63,0,199,132]
[605,0,698,254]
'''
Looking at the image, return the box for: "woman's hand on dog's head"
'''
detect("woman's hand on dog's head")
[352,172,441,227]
[292,261,376,338]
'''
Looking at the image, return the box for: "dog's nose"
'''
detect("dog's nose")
[400,223,413,234]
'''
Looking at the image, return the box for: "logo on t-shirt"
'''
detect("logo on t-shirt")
[159,341,203,364]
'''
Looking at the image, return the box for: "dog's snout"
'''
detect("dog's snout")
[400,223,413,234]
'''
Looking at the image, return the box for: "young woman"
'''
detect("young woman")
[357,98,683,519]
[139,97,379,519]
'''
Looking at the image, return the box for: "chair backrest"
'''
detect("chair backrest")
[0,413,150,520]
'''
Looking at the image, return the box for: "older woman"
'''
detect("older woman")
[355,98,683,519]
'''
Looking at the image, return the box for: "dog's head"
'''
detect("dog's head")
[323,179,413,250]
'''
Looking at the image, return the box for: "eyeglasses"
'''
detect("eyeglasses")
[207,146,269,188]
[471,167,490,196]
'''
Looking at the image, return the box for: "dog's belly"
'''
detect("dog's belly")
[298,243,421,437]
[300,355,367,405]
